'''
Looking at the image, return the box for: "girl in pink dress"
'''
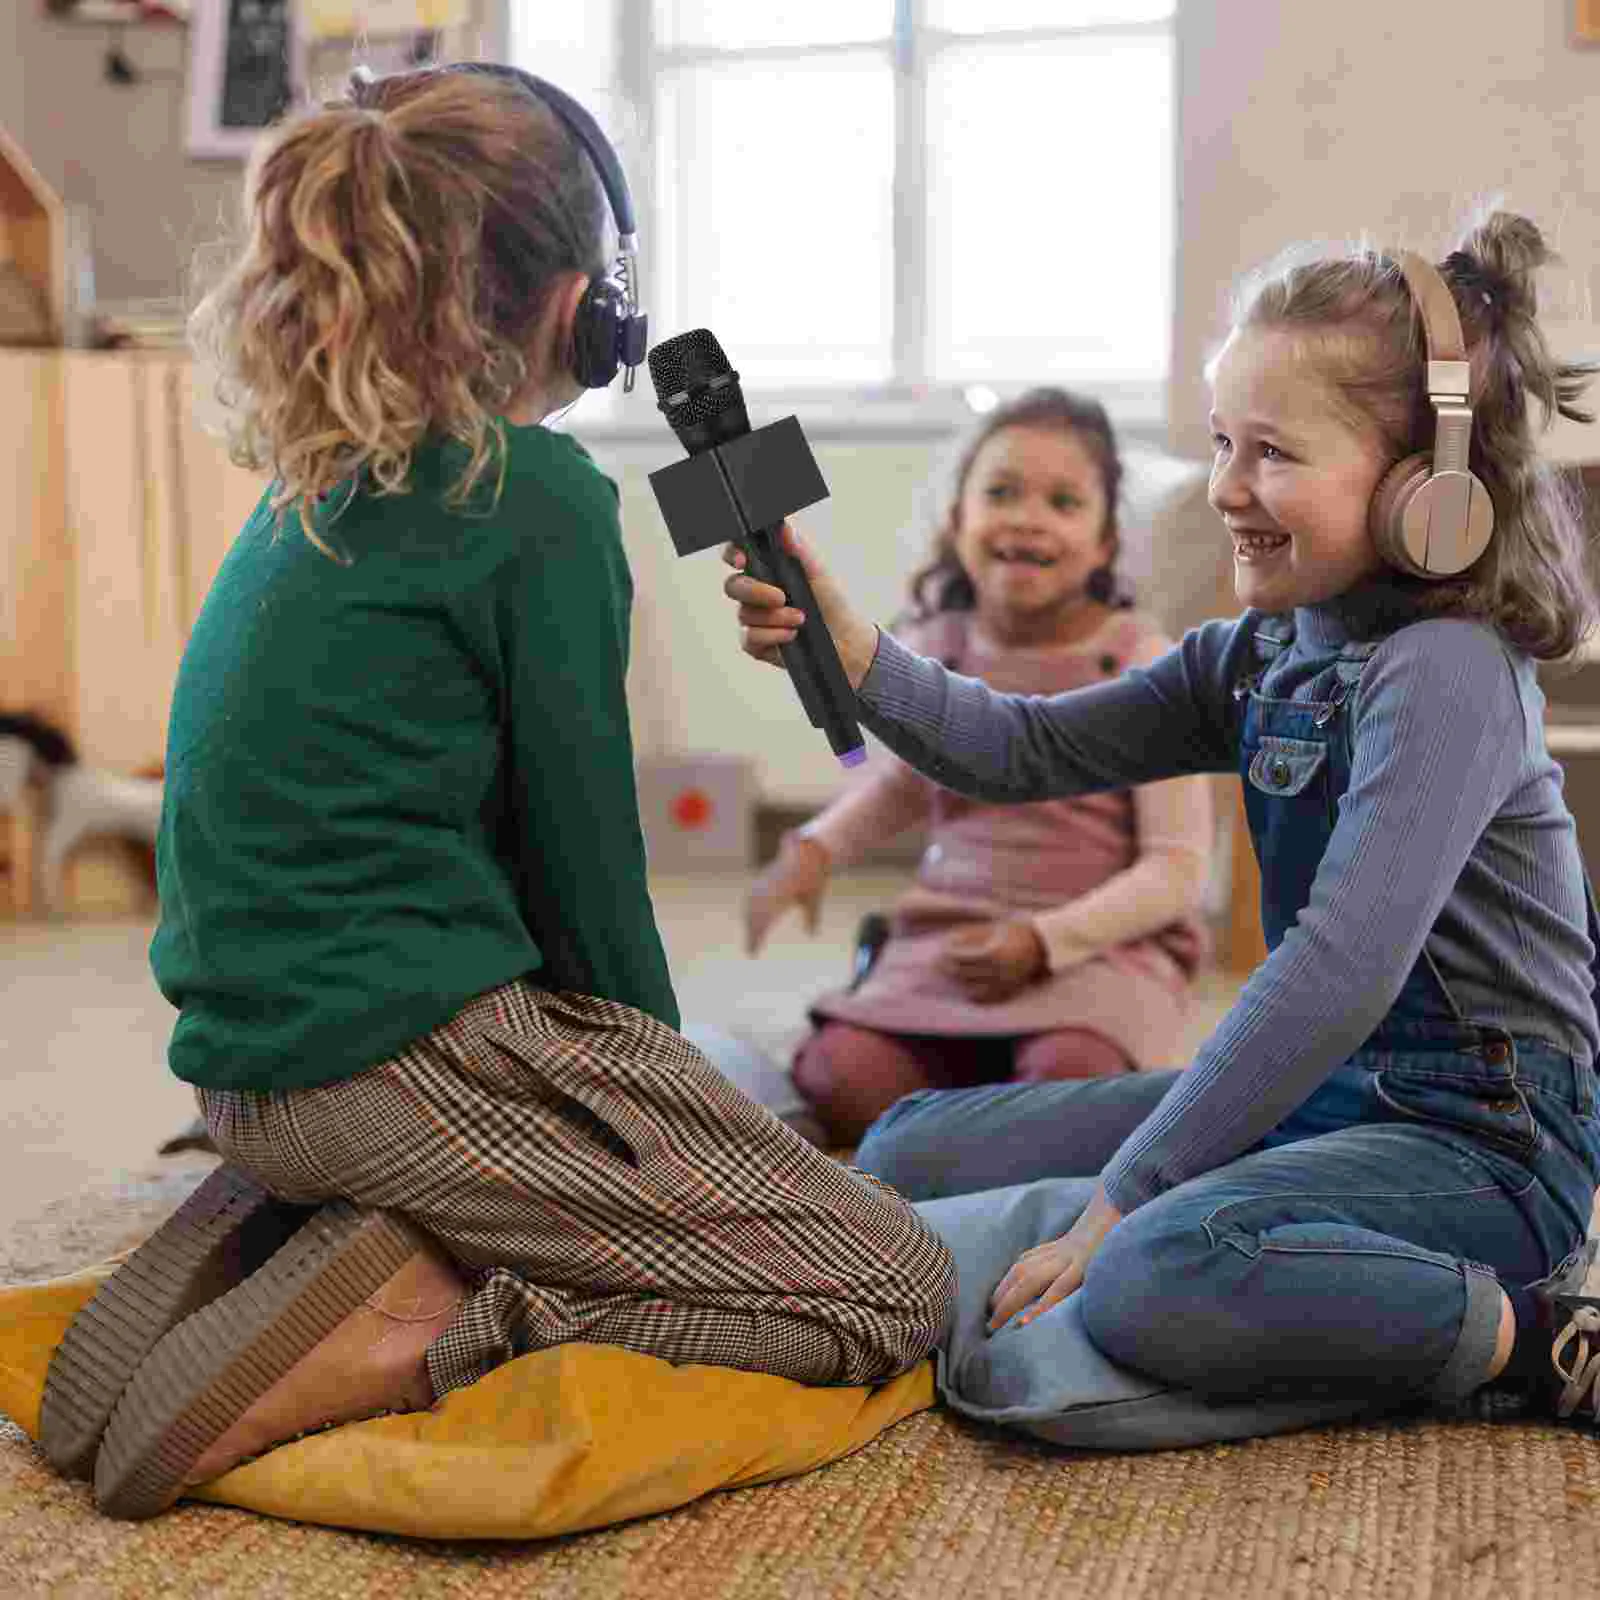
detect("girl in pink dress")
[747,390,1214,1145]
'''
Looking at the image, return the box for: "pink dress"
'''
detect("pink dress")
[803,608,1210,1069]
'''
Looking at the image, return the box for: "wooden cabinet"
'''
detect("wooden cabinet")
[1,348,267,770]
[1,349,267,911]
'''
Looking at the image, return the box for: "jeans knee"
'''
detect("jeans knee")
[852,1091,949,1198]
[1079,1205,1216,1380]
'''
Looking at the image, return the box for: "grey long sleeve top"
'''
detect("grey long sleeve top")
[853,593,1598,1213]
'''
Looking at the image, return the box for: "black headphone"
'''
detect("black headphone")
[441,62,647,392]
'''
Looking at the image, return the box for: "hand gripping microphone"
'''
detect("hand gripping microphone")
[646,330,866,768]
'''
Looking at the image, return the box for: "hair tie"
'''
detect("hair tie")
[348,63,387,114]
[1443,250,1501,321]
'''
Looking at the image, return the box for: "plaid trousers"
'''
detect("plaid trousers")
[196,979,957,1400]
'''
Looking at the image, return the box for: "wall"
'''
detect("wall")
[1,0,502,307]
[5,5,234,310]
[1170,0,1600,463]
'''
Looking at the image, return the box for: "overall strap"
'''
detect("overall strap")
[1231,613,1291,694]
[1332,639,1382,692]
[1251,613,1294,663]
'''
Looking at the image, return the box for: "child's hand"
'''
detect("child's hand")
[987,1183,1123,1334]
[745,831,831,955]
[936,919,1047,1003]
[721,523,880,690]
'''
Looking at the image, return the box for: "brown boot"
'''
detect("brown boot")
[93,1203,466,1520]
[41,1164,313,1481]
[183,1239,464,1485]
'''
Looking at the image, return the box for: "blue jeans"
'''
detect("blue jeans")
[859,1019,1600,1412]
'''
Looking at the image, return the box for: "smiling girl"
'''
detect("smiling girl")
[743,391,1212,1147]
[721,212,1600,1431]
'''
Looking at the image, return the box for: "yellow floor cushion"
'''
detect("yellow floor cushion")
[0,1260,934,1540]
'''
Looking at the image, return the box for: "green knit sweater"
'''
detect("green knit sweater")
[150,423,679,1092]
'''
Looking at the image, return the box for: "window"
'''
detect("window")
[510,1,1175,427]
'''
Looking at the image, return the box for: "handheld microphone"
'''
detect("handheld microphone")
[646,330,866,768]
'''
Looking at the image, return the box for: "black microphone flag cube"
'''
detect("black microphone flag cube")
[717,417,829,531]
[648,416,830,557]
[649,453,749,557]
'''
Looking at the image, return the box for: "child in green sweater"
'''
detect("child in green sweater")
[42,63,953,1521]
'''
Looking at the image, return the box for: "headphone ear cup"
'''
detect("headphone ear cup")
[1368,454,1434,578]
[570,276,624,389]
[1369,454,1495,579]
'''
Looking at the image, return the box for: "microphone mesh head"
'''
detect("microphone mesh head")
[647,329,744,427]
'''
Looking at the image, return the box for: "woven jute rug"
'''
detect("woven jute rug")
[4,1161,1600,1600]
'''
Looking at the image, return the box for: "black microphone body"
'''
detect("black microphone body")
[646,331,866,768]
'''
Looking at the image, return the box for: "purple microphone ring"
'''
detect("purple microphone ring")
[839,746,868,768]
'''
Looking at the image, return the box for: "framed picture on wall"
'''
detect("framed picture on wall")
[186,0,302,161]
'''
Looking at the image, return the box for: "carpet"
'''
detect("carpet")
[3,1160,1598,1600]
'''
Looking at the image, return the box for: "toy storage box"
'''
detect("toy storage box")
[635,755,754,871]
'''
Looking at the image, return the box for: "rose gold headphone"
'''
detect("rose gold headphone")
[1367,250,1496,579]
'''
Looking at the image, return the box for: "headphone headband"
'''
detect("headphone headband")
[441,62,645,391]
[445,63,637,240]
[1390,249,1473,477]
[1364,248,1494,578]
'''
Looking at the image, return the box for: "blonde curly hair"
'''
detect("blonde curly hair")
[187,64,610,557]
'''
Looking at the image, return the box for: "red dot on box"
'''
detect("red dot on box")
[670,788,715,830]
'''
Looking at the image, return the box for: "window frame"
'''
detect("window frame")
[511,0,1176,440]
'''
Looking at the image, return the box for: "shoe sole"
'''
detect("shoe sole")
[93,1202,427,1521]
[39,1164,310,1481]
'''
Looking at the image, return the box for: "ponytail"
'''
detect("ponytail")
[187,65,608,557]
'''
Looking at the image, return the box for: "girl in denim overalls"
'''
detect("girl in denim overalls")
[722,211,1600,1431]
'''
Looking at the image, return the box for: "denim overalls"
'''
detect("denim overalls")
[1237,618,1600,1197]
[857,616,1600,1415]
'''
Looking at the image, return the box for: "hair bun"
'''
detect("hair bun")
[1446,211,1550,326]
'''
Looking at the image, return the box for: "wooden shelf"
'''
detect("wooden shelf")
[0,123,65,345]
